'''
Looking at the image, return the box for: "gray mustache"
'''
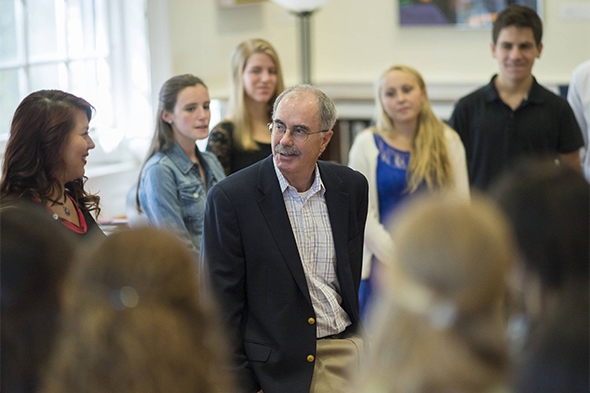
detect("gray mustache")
[274,145,301,156]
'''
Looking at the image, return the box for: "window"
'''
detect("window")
[0,0,152,165]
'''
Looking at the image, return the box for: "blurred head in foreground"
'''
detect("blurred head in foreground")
[358,194,515,393]
[490,158,589,393]
[42,227,234,393]
[1,202,74,393]
[491,158,589,321]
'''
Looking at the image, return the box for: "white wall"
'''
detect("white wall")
[94,0,589,219]
[164,0,590,99]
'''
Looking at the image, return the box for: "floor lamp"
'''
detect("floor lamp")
[271,0,329,85]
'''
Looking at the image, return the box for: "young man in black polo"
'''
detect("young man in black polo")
[449,5,583,190]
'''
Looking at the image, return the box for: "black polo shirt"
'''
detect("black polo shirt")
[449,75,583,190]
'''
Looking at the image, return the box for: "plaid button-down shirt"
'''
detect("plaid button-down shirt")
[274,162,351,338]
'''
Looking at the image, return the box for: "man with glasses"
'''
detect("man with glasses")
[201,84,368,393]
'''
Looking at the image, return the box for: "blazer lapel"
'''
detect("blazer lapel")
[319,162,349,263]
[319,162,357,312]
[257,157,312,305]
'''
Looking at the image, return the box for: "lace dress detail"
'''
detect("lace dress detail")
[206,121,272,176]
[374,133,411,223]
[206,121,233,175]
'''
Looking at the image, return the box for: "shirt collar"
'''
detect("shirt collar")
[166,141,200,174]
[526,77,544,104]
[273,158,325,197]
[484,74,544,105]
[483,76,500,103]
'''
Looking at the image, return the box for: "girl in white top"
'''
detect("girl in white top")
[348,64,469,318]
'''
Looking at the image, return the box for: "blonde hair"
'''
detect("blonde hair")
[359,194,515,393]
[375,64,454,193]
[227,38,285,150]
[42,227,234,393]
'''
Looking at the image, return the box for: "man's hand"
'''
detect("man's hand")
[559,150,582,172]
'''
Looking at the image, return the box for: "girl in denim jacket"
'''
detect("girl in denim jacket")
[137,75,225,258]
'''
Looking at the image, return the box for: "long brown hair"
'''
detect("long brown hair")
[0,90,100,214]
[227,38,285,150]
[42,227,234,393]
[375,64,454,193]
[135,74,207,211]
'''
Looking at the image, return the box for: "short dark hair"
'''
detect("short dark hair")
[493,5,543,46]
[491,158,589,290]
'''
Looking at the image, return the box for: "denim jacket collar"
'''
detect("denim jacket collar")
[167,141,200,175]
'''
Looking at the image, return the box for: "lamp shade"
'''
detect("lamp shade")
[271,0,329,12]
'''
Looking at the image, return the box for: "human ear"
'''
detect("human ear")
[536,42,543,58]
[319,130,334,153]
[161,111,173,124]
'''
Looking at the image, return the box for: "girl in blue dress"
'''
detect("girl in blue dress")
[348,64,470,319]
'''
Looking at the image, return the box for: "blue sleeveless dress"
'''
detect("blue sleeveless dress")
[358,133,412,319]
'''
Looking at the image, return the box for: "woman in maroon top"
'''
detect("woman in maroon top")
[0,90,103,239]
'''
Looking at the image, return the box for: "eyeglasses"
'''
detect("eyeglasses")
[268,122,328,142]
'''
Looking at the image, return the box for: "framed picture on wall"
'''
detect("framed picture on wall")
[218,0,266,7]
[399,0,542,27]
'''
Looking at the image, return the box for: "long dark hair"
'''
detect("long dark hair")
[135,74,207,211]
[0,90,100,214]
[42,227,235,393]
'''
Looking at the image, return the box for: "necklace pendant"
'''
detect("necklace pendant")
[63,206,71,216]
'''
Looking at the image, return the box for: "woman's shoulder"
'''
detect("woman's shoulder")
[200,150,218,162]
[201,150,225,173]
[0,198,45,218]
[0,194,25,209]
[144,150,166,164]
[141,152,173,175]
[442,123,462,144]
[353,127,379,143]
[441,123,467,158]
[348,127,380,169]
[350,127,380,153]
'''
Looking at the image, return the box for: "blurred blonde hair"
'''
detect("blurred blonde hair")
[359,194,515,393]
[374,64,454,193]
[227,38,285,150]
[42,227,234,393]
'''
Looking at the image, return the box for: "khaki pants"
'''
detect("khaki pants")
[309,335,365,393]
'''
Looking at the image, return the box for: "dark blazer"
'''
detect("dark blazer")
[200,155,368,393]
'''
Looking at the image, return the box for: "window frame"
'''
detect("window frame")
[0,0,153,166]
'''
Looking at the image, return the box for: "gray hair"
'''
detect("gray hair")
[272,84,337,131]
